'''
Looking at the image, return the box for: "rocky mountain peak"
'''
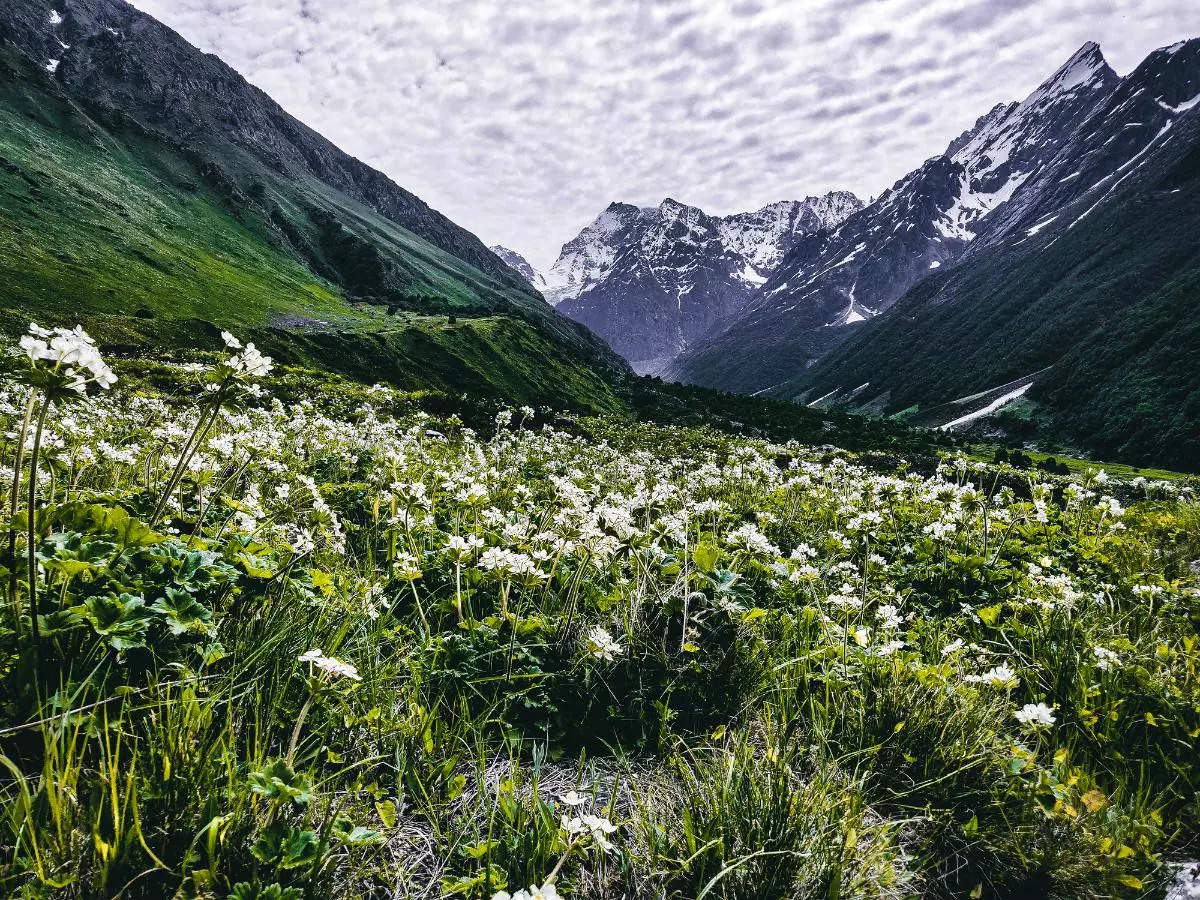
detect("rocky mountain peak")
[1124,37,1200,105]
[545,191,860,367]
[668,37,1137,394]
[489,245,545,289]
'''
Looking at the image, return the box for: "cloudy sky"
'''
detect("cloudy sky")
[129,0,1200,268]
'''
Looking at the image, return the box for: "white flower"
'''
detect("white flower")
[20,323,117,391]
[298,648,361,682]
[444,534,484,560]
[491,883,563,900]
[559,790,586,807]
[1093,646,1121,671]
[941,638,966,656]
[581,813,618,852]
[876,603,902,630]
[221,331,243,349]
[966,664,1020,687]
[585,625,625,662]
[228,341,273,378]
[562,813,617,852]
[392,552,422,580]
[1014,702,1055,729]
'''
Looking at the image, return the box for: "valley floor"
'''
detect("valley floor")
[1,333,1199,899]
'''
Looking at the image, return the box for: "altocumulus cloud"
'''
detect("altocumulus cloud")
[129,0,1200,267]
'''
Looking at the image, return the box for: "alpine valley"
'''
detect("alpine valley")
[509,38,1200,470]
[5,3,1200,900]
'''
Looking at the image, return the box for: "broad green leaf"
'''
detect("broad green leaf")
[692,542,719,574]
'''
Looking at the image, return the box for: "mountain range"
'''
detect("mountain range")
[499,38,1199,468]
[2,0,1198,468]
[0,0,628,412]
[506,193,861,371]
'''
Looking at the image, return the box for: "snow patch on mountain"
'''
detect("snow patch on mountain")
[940,383,1032,430]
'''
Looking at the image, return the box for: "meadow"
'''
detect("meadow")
[1,325,1199,899]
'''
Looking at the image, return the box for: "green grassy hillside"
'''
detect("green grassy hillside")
[0,46,627,413]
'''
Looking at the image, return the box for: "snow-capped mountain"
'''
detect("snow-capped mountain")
[668,42,1121,393]
[683,37,1200,467]
[717,193,863,274]
[489,245,545,289]
[964,38,1200,255]
[543,192,861,370]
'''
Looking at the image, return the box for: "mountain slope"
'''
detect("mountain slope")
[489,245,546,289]
[546,192,861,371]
[0,0,629,410]
[668,43,1120,393]
[782,38,1200,469]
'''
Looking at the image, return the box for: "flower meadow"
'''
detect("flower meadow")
[1,326,1199,899]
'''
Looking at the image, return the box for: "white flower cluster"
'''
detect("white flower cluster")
[1093,646,1121,671]
[221,331,273,378]
[478,546,546,580]
[1014,702,1056,729]
[585,625,626,662]
[966,663,1020,688]
[20,323,117,391]
[560,811,618,852]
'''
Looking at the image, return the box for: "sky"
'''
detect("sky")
[128,0,1200,269]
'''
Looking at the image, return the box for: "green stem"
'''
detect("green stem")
[27,392,53,652]
[7,390,35,629]
[286,694,314,766]
[150,396,222,528]
[408,579,430,632]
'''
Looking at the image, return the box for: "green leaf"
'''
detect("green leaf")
[309,568,334,596]
[151,587,214,636]
[41,557,96,579]
[247,760,311,806]
[977,604,1002,626]
[332,817,383,846]
[87,503,164,547]
[74,593,153,651]
[240,555,275,579]
[692,542,719,574]
[375,799,398,829]
[463,839,499,859]
[250,822,319,869]
[229,882,304,900]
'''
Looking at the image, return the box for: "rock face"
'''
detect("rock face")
[0,0,522,290]
[542,192,862,371]
[668,42,1122,392]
